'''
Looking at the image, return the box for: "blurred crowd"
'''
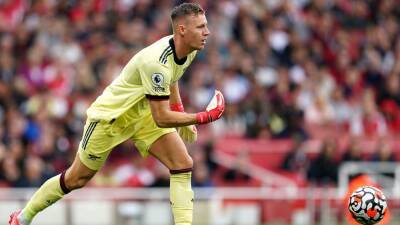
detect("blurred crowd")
[0,0,399,188]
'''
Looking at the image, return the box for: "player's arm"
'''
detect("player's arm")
[141,62,224,128]
[148,90,225,128]
[143,69,197,128]
[166,82,197,143]
[169,82,184,111]
[148,98,197,128]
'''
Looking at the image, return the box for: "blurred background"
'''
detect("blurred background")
[0,0,400,224]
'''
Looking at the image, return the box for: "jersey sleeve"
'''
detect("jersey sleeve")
[140,62,172,100]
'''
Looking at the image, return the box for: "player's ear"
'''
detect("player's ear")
[177,24,185,36]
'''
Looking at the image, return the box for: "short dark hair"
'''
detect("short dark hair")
[171,3,204,22]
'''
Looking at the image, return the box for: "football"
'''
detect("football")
[348,186,388,225]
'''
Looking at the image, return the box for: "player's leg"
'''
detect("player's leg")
[149,132,194,225]
[15,154,96,225]
[11,119,126,225]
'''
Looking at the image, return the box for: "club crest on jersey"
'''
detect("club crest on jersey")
[151,73,165,92]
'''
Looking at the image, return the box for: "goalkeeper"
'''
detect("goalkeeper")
[9,3,224,225]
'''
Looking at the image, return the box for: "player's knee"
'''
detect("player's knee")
[170,155,193,171]
[185,156,194,169]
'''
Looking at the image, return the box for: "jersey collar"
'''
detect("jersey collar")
[169,38,187,65]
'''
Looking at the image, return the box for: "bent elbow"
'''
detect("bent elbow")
[155,120,169,128]
[151,109,174,128]
[153,116,170,128]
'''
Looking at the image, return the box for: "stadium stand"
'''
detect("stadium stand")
[0,0,399,192]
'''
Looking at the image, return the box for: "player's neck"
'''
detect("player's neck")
[172,36,192,60]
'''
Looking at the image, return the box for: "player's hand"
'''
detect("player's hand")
[178,125,197,143]
[169,103,197,142]
[196,90,225,124]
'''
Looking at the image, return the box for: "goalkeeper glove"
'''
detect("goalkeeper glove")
[170,103,198,143]
[196,90,225,124]
[178,125,197,143]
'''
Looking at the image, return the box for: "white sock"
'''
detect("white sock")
[17,210,32,225]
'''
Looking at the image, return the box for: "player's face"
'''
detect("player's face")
[184,14,210,50]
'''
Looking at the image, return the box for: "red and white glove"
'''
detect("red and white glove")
[170,103,198,143]
[196,90,225,124]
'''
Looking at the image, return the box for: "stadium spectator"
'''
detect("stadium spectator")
[223,151,251,185]
[307,139,339,185]
[1,156,22,187]
[17,155,48,187]
[280,135,309,175]
[370,140,396,162]
[190,145,213,187]
[341,138,363,162]
[192,163,213,187]
[349,88,388,137]
[150,161,170,188]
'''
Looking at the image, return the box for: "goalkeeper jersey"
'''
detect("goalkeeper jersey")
[86,35,197,122]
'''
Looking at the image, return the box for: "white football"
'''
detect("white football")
[348,186,388,225]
